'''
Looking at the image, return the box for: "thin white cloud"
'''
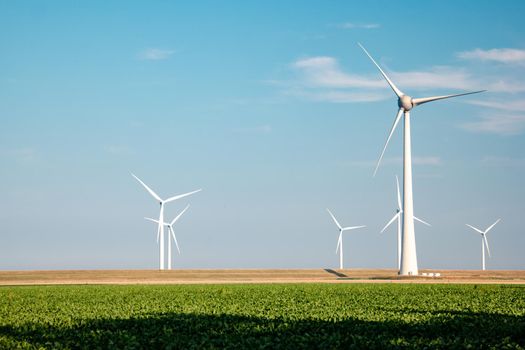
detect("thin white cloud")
[1,147,37,165]
[338,22,380,29]
[458,48,525,64]
[468,99,525,112]
[232,125,272,134]
[138,48,175,60]
[104,145,133,155]
[460,114,525,135]
[293,56,384,89]
[481,156,525,167]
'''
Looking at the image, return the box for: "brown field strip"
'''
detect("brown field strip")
[0,269,524,286]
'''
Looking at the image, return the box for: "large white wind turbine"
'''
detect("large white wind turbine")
[359,43,485,276]
[145,205,190,270]
[132,173,201,270]
[381,175,430,270]
[327,209,366,269]
[465,219,500,271]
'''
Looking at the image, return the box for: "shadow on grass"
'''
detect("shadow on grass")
[0,310,523,349]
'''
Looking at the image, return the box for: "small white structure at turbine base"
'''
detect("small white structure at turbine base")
[466,219,500,270]
[326,208,366,269]
[359,43,485,276]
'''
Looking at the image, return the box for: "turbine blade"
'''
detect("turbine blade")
[164,189,202,203]
[343,225,366,231]
[414,216,431,227]
[131,173,162,202]
[156,225,160,244]
[170,227,181,254]
[485,218,501,234]
[336,232,342,253]
[327,208,343,230]
[144,217,160,224]
[466,224,484,234]
[395,175,402,210]
[358,43,404,98]
[171,205,190,225]
[412,90,486,107]
[483,235,491,258]
[381,213,399,233]
[373,108,404,177]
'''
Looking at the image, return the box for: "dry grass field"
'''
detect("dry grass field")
[1,268,524,285]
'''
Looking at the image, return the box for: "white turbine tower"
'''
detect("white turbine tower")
[466,219,500,271]
[132,173,201,270]
[381,175,431,270]
[359,43,485,276]
[145,205,190,270]
[327,209,366,269]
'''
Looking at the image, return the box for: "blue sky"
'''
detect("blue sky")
[1,1,524,270]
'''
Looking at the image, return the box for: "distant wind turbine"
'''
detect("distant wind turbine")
[359,43,485,275]
[327,208,366,269]
[381,175,430,270]
[145,205,190,270]
[465,219,500,271]
[132,173,201,270]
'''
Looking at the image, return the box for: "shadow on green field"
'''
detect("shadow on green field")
[0,310,523,349]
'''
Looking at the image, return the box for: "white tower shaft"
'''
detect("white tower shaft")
[482,237,485,271]
[339,234,344,270]
[168,228,172,270]
[397,214,401,270]
[159,203,165,270]
[400,111,418,276]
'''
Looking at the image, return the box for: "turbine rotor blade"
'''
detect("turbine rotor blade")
[336,232,342,253]
[381,213,400,233]
[395,175,402,210]
[373,108,404,177]
[358,43,404,98]
[342,225,366,231]
[485,218,501,234]
[466,224,484,234]
[144,217,160,224]
[164,189,202,203]
[412,90,486,107]
[170,226,181,254]
[131,173,162,202]
[171,205,190,225]
[327,209,343,230]
[414,216,431,227]
[483,235,491,258]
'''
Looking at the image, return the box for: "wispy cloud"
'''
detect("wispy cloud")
[460,114,525,135]
[1,147,38,165]
[338,22,380,30]
[232,125,272,134]
[462,98,525,135]
[138,48,175,60]
[104,145,133,156]
[481,156,525,167]
[458,48,525,64]
[468,99,525,112]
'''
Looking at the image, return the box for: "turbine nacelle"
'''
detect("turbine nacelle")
[398,95,413,111]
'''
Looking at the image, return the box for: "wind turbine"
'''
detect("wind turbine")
[359,43,485,276]
[132,173,201,270]
[381,175,431,270]
[466,219,500,271]
[326,208,366,269]
[145,205,190,270]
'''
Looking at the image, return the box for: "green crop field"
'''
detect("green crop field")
[0,284,524,349]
